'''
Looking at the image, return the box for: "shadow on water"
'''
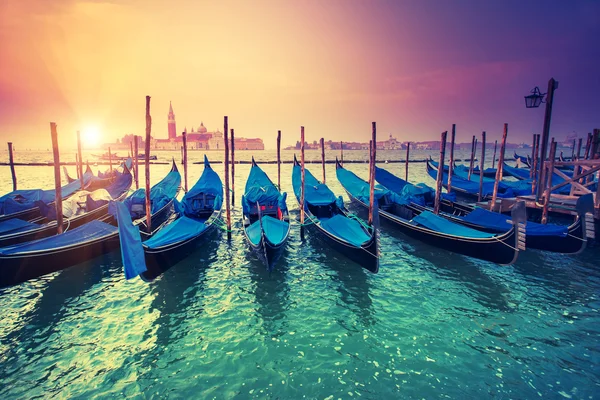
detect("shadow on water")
[0,252,123,366]
[345,201,513,312]
[304,231,376,328]
[246,249,292,335]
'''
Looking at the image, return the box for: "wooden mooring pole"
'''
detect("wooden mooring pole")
[231,128,235,204]
[340,141,343,167]
[447,124,456,194]
[320,138,326,184]
[492,140,498,169]
[478,131,486,202]
[405,142,411,182]
[368,122,377,225]
[50,123,63,234]
[75,154,80,180]
[77,131,84,188]
[134,136,139,189]
[491,123,508,211]
[300,126,305,240]
[130,140,134,162]
[108,147,113,174]
[434,131,447,215]
[536,78,559,200]
[7,142,17,191]
[144,96,152,233]
[182,130,188,192]
[541,140,557,224]
[531,134,540,194]
[277,130,281,190]
[224,116,231,240]
[468,135,476,180]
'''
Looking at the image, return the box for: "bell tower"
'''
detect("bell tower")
[168,101,177,140]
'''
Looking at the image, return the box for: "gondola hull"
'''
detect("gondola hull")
[0,199,176,289]
[303,216,379,272]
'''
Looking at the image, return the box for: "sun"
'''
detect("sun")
[82,126,101,148]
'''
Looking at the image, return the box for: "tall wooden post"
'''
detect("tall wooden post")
[405,142,411,182]
[575,137,583,183]
[478,131,486,202]
[77,131,84,188]
[529,134,536,177]
[368,122,376,225]
[320,138,326,184]
[182,130,188,192]
[230,128,235,204]
[134,135,139,189]
[277,130,281,190]
[224,116,231,240]
[130,140,134,162]
[300,126,305,240]
[531,134,540,194]
[7,142,17,191]
[433,131,447,214]
[50,123,64,234]
[492,140,498,169]
[491,123,508,211]
[583,132,593,160]
[144,97,152,232]
[75,153,80,180]
[571,139,576,159]
[468,135,476,180]
[108,146,113,174]
[447,124,456,193]
[541,140,557,224]
[536,78,558,200]
[340,141,343,167]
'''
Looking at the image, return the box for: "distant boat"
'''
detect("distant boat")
[138,153,157,160]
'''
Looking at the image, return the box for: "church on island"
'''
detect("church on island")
[152,102,264,151]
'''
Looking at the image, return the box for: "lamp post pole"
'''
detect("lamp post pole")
[536,78,558,201]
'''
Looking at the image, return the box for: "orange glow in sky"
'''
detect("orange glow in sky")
[1,1,598,149]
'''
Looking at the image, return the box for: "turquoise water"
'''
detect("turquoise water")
[1,149,598,399]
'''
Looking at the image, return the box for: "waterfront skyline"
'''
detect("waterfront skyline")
[1,0,599,150]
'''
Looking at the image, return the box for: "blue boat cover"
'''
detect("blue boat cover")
[242,161,287,214]
[501,163,531,180]
[0,170,94,215]
[321,214,371,247]
[473,165,497,175]
[336,167,405,205]
[144,216,208,249]
[246,215,289,246]
[0,220,117,255]
[123,165,181,218]
[427,163,516,198]
[0,218,40,235]
[182,156,223,217]
[460,207,567,237]
[374,166,409,195]
[412,211,496,239]
[114,200,146,279]
[292,163,337,206]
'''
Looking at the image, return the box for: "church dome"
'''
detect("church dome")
[198,122,207,134]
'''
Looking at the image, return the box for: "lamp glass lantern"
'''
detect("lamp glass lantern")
[524,86,546,108]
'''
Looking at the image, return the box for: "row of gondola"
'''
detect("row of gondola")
[0,154,594,289]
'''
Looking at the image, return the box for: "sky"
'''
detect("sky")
[1,0,599,149]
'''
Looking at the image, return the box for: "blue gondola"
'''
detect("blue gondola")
[292,156,379,273]
[0,161,181,288]
[377,165,592,254]
[338,160,525,265]
[241,158,290,270]
[0,166,133,247]
[139,156,223,280]
[514,152,531,167]
[0,166,97,223]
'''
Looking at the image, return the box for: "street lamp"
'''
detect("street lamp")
[524,87,546,108]
[525,78,559,202]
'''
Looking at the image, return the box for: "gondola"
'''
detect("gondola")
[0,166,96,223]
[241,158,290,270]
[378,165,592,254]
[139,156,223,280]
[429,159,497,178]
[0,160,181,288]
[338,159,525,265]
[292,155,379,273]
[0,166,133,247]
[514,152,531,168]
